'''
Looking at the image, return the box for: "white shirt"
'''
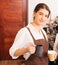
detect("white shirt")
[9,24,48,60]
[53,33,58,55]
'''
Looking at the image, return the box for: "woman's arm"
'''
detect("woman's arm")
[9,27,36,59]
[14,44,36,57]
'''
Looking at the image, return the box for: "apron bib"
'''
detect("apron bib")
[25,27,48,65]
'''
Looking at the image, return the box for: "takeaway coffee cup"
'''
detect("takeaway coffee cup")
[35,45,43,57]
[48,50,57,61]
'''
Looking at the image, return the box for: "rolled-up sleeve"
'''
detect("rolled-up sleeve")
[9,28,29,59]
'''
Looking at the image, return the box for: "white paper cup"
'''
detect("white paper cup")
[48,50,57,61]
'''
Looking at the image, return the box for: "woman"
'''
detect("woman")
[9,3,50,65]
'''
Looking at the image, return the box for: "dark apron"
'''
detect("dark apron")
[19,27,49,65]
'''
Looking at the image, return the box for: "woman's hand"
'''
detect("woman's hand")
[27,44,36,54]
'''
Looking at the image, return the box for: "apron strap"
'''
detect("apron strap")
[41,30,47,41]
[26,27,35,42]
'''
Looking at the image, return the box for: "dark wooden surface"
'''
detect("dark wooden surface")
[0,60,21,65]
[0,58,58,65]
[0,0,28,60]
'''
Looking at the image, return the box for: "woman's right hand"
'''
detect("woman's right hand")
[27,44,36,54]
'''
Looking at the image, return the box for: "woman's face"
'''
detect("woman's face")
[34,8,49,26]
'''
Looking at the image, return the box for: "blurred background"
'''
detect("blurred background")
[0,0,58,60]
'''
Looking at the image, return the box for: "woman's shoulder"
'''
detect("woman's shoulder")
[18,26,28,32]
[17,24,32,34]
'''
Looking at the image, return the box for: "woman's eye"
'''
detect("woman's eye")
[45,15,48,18]
[39,13,42,15]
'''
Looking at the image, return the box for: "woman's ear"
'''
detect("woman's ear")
[33,12,36,20]
[33,12,36,16]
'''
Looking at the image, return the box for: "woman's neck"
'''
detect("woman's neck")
[31,22,42,32]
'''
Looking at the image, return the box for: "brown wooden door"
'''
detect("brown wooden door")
[0,0,28,60]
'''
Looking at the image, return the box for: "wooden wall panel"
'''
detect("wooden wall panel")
[0,0,27,60]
